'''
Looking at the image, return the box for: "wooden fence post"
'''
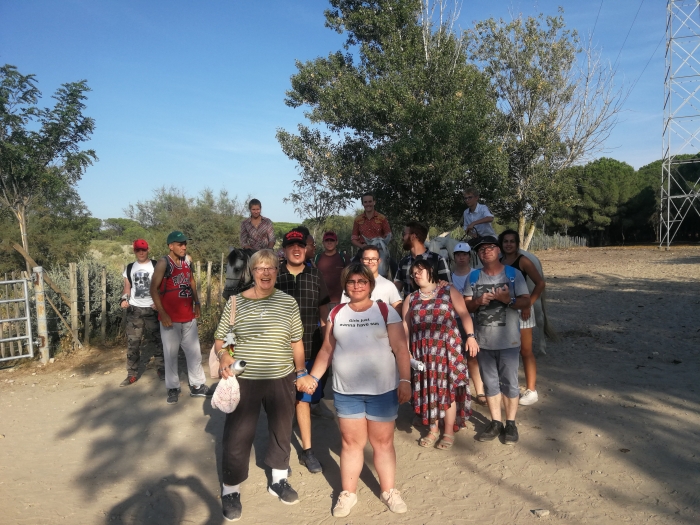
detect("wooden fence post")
[83,266,90,346]
[206,261,212,309]
[69,262,79,349]
[101,267,107,343]
[32,267,50,364]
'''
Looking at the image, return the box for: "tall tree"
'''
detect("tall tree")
[125,186,247,262]
[0,65,97,272]
[467,10,624,249]
[277,0,503,232]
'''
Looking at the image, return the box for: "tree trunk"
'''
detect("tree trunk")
[517,212,527,245]
[16,204,32,275]
[522,221,537,251]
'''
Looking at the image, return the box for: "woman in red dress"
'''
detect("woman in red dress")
[402,259,479,449]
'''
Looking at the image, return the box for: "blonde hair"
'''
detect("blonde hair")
[247,249,279,282]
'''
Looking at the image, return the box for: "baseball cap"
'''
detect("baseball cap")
[282,229,307,248]
[453,242,470,254]
[472,235,499,250]
[323,231,337,242]
[166,231,190,244]
[133,239,149,251]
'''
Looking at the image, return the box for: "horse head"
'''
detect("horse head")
[222,248,254,299]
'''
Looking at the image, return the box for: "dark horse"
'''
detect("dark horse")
[222,248,255,300]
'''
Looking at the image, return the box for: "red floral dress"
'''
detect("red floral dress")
[409,285,471,431]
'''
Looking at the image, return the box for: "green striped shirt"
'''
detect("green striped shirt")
[214,289,303,380]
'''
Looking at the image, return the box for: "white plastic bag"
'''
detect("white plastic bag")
[211,375,241,413]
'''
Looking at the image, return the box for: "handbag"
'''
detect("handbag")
[209,295,236,379]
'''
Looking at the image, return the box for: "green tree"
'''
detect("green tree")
[467,10,623,249]
[125,186,247,263]
[0,185,98,274]
[277,0,503,232]
[0,65,97,272]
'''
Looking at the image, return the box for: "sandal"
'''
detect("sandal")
[475,394,487,406]
[419,429,440,448]
[436,434,455,450]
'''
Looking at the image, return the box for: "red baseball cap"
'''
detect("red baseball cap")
[133,239,149,250]
[323,231,338,241]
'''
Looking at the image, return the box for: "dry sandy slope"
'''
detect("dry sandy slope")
[1,246,699,525]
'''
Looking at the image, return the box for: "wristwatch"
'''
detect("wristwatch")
[465,333,475,339]
[509,297,516,306]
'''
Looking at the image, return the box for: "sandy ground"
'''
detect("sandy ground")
[1,246,699,525]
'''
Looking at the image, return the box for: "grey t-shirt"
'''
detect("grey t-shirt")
[464,268,528,350]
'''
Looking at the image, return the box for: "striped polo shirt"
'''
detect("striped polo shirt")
[214,289,303,380]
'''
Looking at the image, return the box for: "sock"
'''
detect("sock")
[506,420,515,426]
[271,468,287,484]
[222,483,240,496]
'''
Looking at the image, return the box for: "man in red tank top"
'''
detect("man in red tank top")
[151,231,212,405]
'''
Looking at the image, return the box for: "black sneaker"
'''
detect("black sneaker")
[504,421,519,445]
[268,479,299,505]
[476,420,504,442]
[299,449,323,474]
[167,388,180,405]
[156,369,165,381]
[190,384,213,397]
[222,492,242,521]
[120,376,138,387]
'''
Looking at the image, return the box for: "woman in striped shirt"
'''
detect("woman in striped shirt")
[214,249,306,521]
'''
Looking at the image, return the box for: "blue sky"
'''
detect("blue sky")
[1,0,664,222]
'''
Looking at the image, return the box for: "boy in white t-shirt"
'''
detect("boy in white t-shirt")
[341,245,401,311]
[119,239,164,386]
[450,242,486,406]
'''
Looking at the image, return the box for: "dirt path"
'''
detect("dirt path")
[1,246,699,524]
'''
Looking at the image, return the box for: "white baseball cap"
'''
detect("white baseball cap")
[454,242,471,253]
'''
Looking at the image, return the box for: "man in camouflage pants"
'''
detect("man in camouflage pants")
[119,239,164,386]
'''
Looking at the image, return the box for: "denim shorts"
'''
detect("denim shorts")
[333,389,399,422]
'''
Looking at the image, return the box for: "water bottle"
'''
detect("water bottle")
[229,359,246,376]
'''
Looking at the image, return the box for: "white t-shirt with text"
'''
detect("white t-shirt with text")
[341,274,401,306]
[330,301,402,395]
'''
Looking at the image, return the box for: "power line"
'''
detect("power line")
[613,0,646,69]
[591,0,604,39]
[629,33,665,96]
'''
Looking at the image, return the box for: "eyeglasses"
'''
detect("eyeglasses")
[361,257,379,263]
[477,245,498,253]
[411,270,427,278]
[253,267,277,274]
[346,279,370,287]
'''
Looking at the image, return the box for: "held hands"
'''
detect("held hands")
[296,375,317,395]
[398,381,412,404]
[493,285,511,304]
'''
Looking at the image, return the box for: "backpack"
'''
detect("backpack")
[125,260,158,287]
[467,265,517,302]
[329,300,389,325]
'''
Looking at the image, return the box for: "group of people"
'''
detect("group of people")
[119,190,547,522]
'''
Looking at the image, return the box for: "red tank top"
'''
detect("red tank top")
[159,256,195,323]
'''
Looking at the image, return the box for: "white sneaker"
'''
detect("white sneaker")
[519,389,539,406]
[381,488,407,513]
[332,491,357,517]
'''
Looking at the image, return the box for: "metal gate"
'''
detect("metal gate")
[0,278,34,362]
